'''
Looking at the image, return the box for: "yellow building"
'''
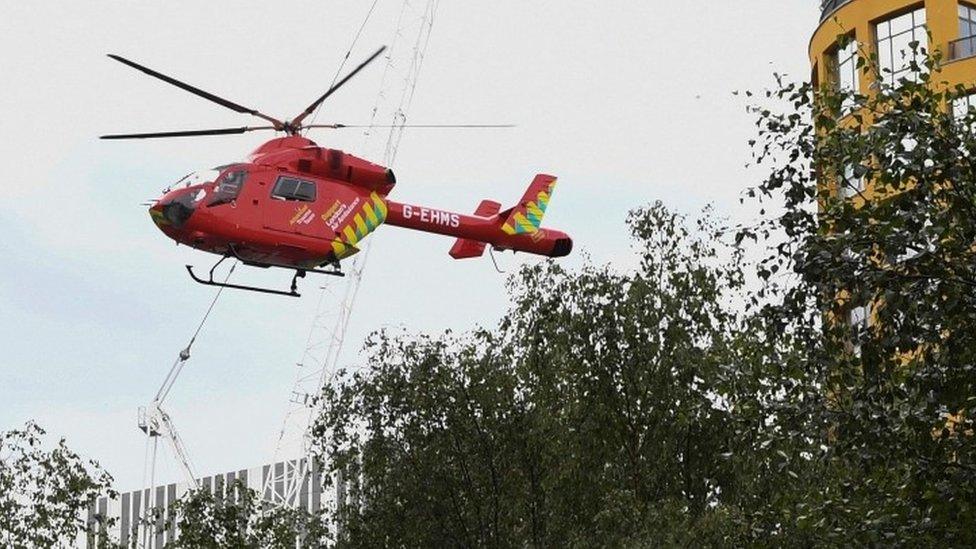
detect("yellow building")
[810,0,976,331]
[811,0,976,205]
[811,0,976,123]
[809,0,976,93]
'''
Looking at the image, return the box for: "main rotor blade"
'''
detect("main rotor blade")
[305,124,517,129]
[106,54,284,128]
[100,126,275,139]
[291,46,387,128]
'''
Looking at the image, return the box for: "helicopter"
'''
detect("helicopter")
[101,47,572,297]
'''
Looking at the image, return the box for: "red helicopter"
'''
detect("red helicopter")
[102,47,572,297]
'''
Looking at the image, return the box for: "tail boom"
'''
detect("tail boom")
[384,200,572,258]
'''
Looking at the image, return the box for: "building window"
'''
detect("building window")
[875,8,928,87]
[821,0,855,22]
[840,163,866,199]
[271,176,317,202]
[954,92,976,135]
[850,304,871,356]
[952,3,976,60]
[831,37,860,111]
[953,91,975,120]
[897,217,935,262]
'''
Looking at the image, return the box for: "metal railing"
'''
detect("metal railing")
[949,35,976,61]
[820,0,854,21]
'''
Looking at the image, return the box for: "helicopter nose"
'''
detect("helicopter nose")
[150,189,198,229]
[149,202,167,228]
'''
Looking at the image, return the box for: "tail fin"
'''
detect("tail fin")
[500,174,557,236]
[449,199,501,259]
[446,174,569,260]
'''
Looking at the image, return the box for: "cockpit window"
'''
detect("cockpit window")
[271,176,317,202]
[208,168,247,206]
[169,168,223,191]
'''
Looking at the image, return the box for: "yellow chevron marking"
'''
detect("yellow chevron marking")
[354,214,368,237]
[150,209,169,226]
[363,202,379,226]
[343,226,358,244]
[526,202,544,219]
[331,239,360,260]
[515,212,537,233]
[372,192,388,219]
[499,178,558,235]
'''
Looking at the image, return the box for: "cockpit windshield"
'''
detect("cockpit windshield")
[165,166,229,192]
[208,166,248,206]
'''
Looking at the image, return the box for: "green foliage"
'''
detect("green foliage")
[313,46,976,547]
[0,423,328,547]
[6,38,974,549]
[315,204,759,547]
[169,480,330,548]
[738,45,976,545]
[0,421,115,548]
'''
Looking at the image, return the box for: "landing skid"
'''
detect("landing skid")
[186,255,343,297]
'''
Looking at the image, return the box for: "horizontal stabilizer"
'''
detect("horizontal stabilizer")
[473,199,501,218]
[449,238,487,259]
[449,200,502,259]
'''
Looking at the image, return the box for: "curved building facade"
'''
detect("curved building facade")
[811,1,976,103]
[810,1,976,335]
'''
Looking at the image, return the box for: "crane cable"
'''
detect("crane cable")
[138,261,236,543]
[154,261,237,404]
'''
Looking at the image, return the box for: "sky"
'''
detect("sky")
[0,1,818,490]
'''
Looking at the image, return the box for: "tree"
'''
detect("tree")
[8,43,974,549]
[0,423,329,548]
[738,44,976,544]
[312,45,976,546]
[169,480,330,548]
[0,421,116,548]
[314,203,759,547]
